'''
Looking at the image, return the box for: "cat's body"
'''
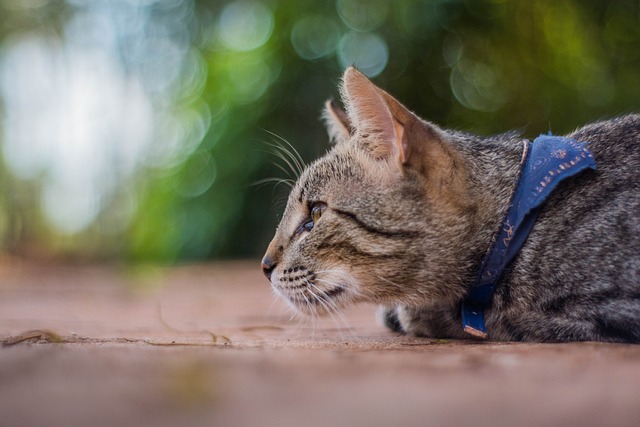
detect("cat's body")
[262,67,640,342]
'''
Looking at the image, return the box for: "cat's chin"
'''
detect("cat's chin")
[273,283,351,317]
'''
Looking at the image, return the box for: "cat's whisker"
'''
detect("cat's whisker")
[374,274,403,289]
[271,287,301,324]
[312,300,350,341]
[267,159,296,180]
[308,283,355,337]
[259,136,304,180]
[305,284,335,321]
[305,279,354,335]
[309,278,345,306]
[267,286,298,323]
[266,287,281,317]
[306,297,350,341]
[262,129,307,176]
[291,302,308,328]
[315,270,363,299]
[274,196,288,211]
[291,307,303,324]
[314,269,355,279]
[268,143,305,179]
[250,177,295,190]
[257,139,304,174]
[298,289,319,336]
[269,147,302,180]
[267,132,306,170]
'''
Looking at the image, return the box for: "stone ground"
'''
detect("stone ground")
[1,260,639,427]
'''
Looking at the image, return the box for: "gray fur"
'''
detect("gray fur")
[389,116,640,342]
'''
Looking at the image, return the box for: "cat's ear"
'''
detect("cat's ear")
[341,67,455,176]
[341,67,469,207]
[340,67,408,163]
[322,99,352,144]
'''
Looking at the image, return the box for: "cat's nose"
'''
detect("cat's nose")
[261,257,276,281]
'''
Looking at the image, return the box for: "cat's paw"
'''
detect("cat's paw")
[377,306,405,334]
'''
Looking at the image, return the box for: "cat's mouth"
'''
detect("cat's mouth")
[274,283,347,315]
[284,285,345,303]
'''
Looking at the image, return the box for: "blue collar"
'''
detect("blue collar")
[461,134,597,338]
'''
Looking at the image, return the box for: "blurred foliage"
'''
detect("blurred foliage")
[0,0,638,262]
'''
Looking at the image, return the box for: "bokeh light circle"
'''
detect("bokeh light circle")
[336,0,389,32]
[218,1,273,51]
[449,59,508,112]
[291,15,340,60]
[337,32,388,77]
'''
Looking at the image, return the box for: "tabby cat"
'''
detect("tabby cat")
[261,67,640,342]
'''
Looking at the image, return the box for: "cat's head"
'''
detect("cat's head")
[262,68,477,316]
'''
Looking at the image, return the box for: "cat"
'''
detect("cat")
[261,67,640,343]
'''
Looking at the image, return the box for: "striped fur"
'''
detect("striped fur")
[262,68,640,342]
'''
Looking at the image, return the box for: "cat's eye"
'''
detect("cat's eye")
[299,202,326,233]
[311,203,326,224]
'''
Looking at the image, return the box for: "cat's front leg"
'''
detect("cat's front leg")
[377,305,405,334]
[376,305,432,335]
[378,305,467,339]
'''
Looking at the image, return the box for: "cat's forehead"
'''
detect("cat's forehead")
[294,147,362,202]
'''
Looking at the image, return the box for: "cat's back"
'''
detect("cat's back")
[516,114,639,292]
[530,114,640,259]
[562,114,640,234]
[492,115,640,341]
[569,114,640,177]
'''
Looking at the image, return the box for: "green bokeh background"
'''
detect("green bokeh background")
[0,0,638,263]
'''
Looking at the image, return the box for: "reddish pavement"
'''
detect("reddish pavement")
[1,261,639,427]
